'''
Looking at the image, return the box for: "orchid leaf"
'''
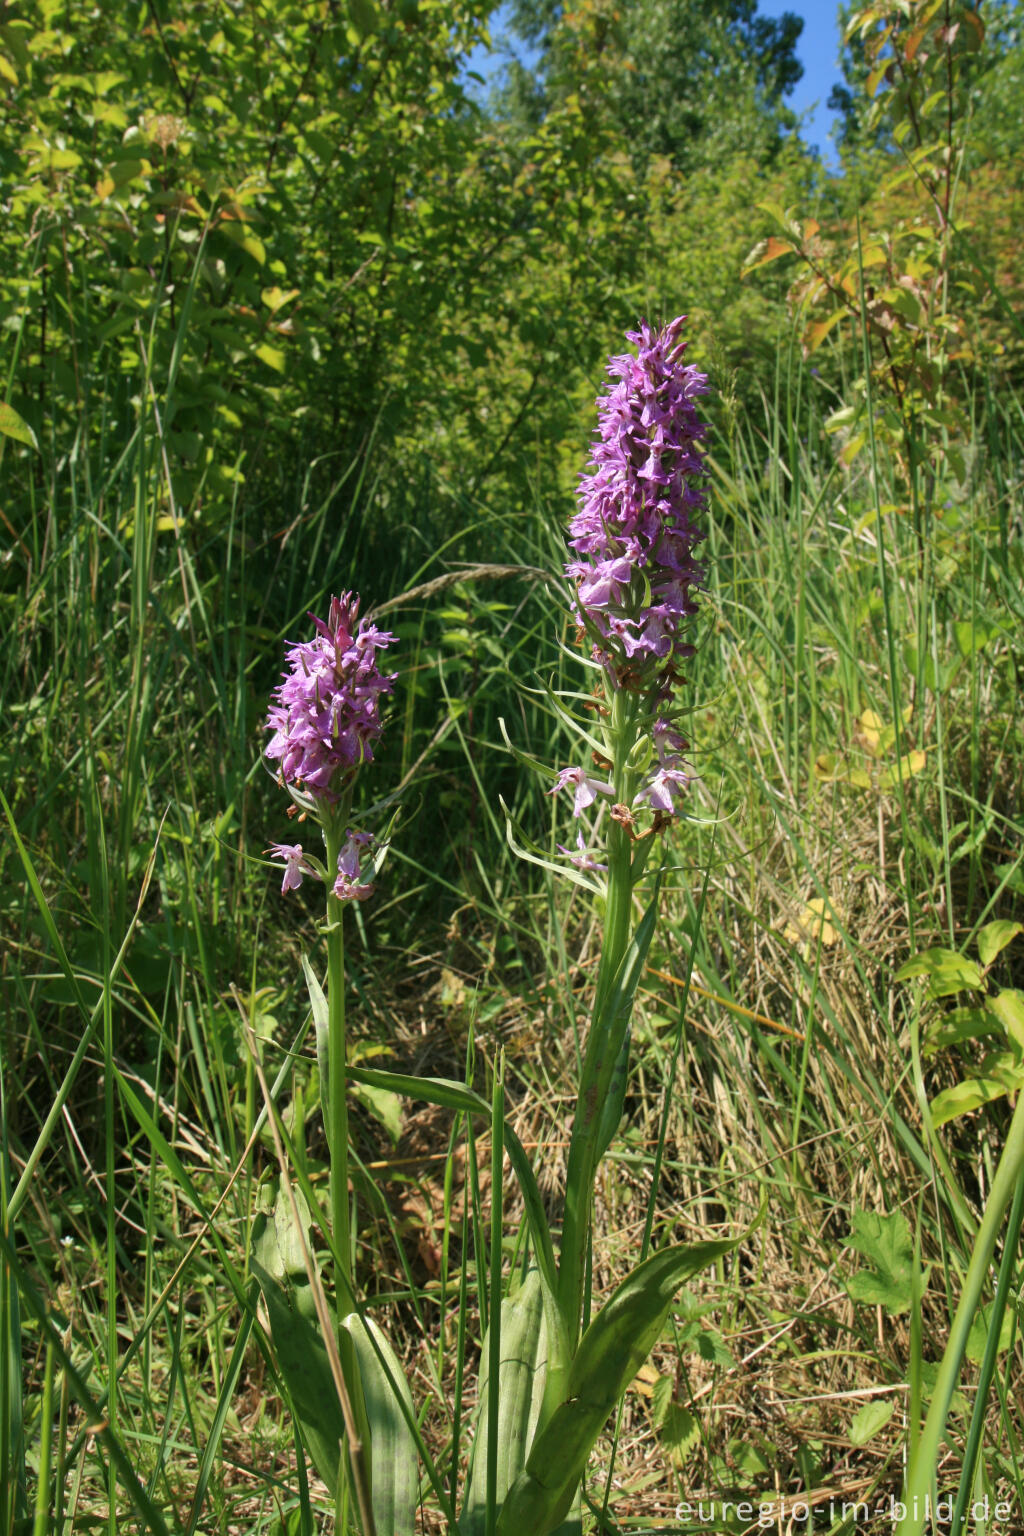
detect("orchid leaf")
[497,1239,736,1535]
[340,1313,419,1535]
[462,1269,549,1535]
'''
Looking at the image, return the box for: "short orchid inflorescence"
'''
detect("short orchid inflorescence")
[553,316,708,830]
[264,591,395,902]
[265,592,396,803]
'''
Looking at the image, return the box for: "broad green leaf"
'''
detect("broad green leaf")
[989,990,1024,1051]
[250,1259,345,1495]
[953,618,1002,658]
[255,342,286,371]
[930,1075,1012,1126]
[923,1006,1000,1055]
[0,402,38,450]
[845,1209,918,1314]
[976,921,1023,968]
[849,1398,895,1446]
[252,1179,314,1287]
[340,1313,418,1535]
[302,955,331,1145]
[895,947,982,996]
[965,1300,1016,1363]
[349,0,378,36]
[650,1376,699,1465]
[497,1239,736,1536]
[594,1021,630,1161]
[463,1270,549,1536]
[350,1079,402,1144]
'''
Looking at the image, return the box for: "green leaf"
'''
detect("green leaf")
[463,1270,549,1536]
[497,1239,736,1536]
[923,1006,1001,1055]
[930,1075,1012,1126]
[250,1259,345,1495]
[976,921,1023,968]
[845,1209,918,1314]
[0,402,38,450]
[593,1022,630,1161]
[255,342,286,371]
[350,1078,402,1144]
[650,1376,699,1466]
[340,1313,419,1535]
[989,990,1024,1051]
[302,955,332,1145]
[252,1179,314,1285]
[895,947,983,997]
[953,618,1003,658]
[349,0,378,36]
[849,1398,895,1446]
[965,1300,1016,1364]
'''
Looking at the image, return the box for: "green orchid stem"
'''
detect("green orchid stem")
[897,1088,1024,1536]
[324,814,353,1297]
[558,686,638,1350]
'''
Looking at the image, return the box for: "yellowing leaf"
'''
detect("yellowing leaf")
[0,53,18,84]
[261,285,300,313]
[988,990,1024,1051]
[0,402,38,451]
[879,751,926,790]
[741,236,796,276]
[812,752,845,782]
[255,343,286,372]
[804,309,845,353]
[784,897,839,949]
[857,709,884,755]
[839,430,866,465]
[95,175,115,200]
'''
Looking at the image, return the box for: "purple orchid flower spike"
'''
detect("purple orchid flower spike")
[265,592,397,804]
[568,315,708,693]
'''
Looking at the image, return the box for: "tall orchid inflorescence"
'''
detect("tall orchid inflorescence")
[553,315,708,835]
[552,317,711,1351]
[264,592,396,898]
[262,590,397,1309]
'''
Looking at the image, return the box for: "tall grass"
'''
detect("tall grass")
[3,288,1023,1531]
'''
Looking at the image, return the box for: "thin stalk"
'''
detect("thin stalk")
[950,1157,1024,1532]
[557,685,638,1347]
[486,1051,505,1536]
[324,817,353,1293]
[897,1090,1024,1536]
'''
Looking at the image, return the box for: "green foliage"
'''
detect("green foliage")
[844,1208,920,1314]
[897,923,1024,1126]
[462,1270,549,1535]
[497,1239,737,1535]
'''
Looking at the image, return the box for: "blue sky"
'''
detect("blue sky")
[758,0,846,164]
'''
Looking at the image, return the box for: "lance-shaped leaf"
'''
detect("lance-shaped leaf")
[462,1269,549,1536]
[498,1239,737,1535]
[251,1258,347,1496]
[593,1023,630,1162]
[341,1313,419,1535]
